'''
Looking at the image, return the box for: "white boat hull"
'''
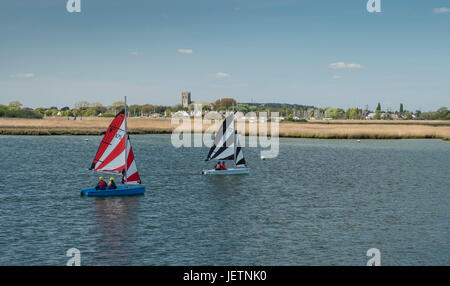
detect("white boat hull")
[202,168,250,175]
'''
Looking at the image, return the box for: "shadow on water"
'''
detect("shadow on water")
[89,196,142,265]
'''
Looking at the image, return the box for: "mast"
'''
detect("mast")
[234,129,237,167]
[124,96,128,185]
[232,104,236,167]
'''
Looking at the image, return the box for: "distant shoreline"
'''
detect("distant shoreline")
[0,117,449,140]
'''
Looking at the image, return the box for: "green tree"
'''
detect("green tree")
[213,98,237,110]
[325,107,345,119]
[140,104,154,115]
[74,101,90,109]
[111,101,125,114]
[8,101,22,110]
[399,103,404,113]
[44,109,59,116]
[376,102,381,112]
[345,108,359,119]
[436,107,449,120]
[34,107,46,115]
[374,110,381,120]
[129,104,142,117]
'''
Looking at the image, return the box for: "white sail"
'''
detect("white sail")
[205,114,235,161]
[124,135,142,184]
[205,113,247,167]
[234,134,246,167]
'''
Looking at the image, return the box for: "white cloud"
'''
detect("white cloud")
[332,75,342,79]
[433,7,450,14]
[329,62,362,69]
[129,51,138,56]
[216,72,230,78]
[177,49,193,54]
[10,73,34,78]
[329,62,347,69]
[346,63,362,69]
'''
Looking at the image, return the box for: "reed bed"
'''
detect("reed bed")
[0,117,449,140]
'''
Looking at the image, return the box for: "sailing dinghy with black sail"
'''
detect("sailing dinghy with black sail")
[80,97,146,196]
[202,113,250,175]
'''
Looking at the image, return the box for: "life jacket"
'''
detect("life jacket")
[98,180,107,189]
[108,181,117,189]
[220,164,227,170]
[215,164,221,170]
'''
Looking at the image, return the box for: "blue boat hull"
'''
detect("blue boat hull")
[80,185,146,197]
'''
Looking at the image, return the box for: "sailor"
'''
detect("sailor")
[220,161,227,170]
[107,177,117,189]
[95,176,107,190]
[215,162,221,170]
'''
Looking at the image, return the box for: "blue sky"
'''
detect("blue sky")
[0,0,449,111]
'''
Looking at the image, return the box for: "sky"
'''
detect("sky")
[0,0,449,111]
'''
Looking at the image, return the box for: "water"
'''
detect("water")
[0,135,448,265]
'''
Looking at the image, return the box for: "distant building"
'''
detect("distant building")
[182,91,191,108]
[190,101,213,110]
[181,91,213,110]
[204,111,223,120]
[171,110,190,118]
[366,113,376,120]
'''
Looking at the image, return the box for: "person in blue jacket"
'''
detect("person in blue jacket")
[107,177,117,189]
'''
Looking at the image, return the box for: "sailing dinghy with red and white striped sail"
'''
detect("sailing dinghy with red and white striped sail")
[81,97,145,196]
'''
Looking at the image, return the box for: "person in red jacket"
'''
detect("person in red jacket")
[220,161,227,170]
[95,176,107,190]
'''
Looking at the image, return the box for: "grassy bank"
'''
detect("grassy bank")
[0,117,449,140]
[305,119,450,127]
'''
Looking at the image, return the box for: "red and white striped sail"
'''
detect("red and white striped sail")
[124,136,142,184]
[90,110,142,184]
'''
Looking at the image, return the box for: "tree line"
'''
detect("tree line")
[0,100,449,120]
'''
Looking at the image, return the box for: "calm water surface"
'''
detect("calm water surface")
[0,135,448,265]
